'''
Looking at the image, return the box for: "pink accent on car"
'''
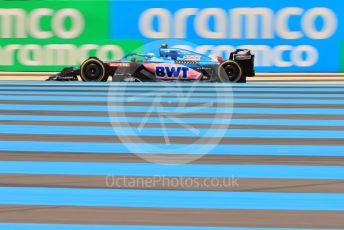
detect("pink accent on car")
[144,63,202,80]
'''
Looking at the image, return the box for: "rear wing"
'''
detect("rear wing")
[230,49,255,77]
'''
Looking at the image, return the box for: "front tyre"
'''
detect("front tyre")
[217,60,243,83]
[80,58,109,82]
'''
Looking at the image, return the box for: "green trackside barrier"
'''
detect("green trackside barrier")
[0,0,143,71]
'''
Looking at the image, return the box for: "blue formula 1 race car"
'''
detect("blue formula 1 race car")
[47,44,255,83]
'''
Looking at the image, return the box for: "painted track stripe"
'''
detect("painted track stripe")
[0,152,343,166]
[1,115,344,126]
[0,223,332,230]
[3,133,344,146]
[0,124,343,138]
[0,80,343,85]
[2,84,344,92]
[2,121,344,131]
[2,88,344,95]
[2,101,344,110]
[0,161,344,179]
[1,141,344,156]
[1,186,344,210]
[1,110,344,120]
[0,80,344,88]
[3,100,344,110]
[3,91,344,99]
[1,174,344,193]
[1,81,344,86]
[2,95,344,105]
[3,83,344,88]
[0,100,344,111]
[0,205,343,228]
[2,104,344,115]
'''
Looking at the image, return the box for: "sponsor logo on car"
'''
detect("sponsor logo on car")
[108,62,130,67]
[175,60,199,65]
[235,55,252,60]
[183,55,201,61]
[156,66,189,78]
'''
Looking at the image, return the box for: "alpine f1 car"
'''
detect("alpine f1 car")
[47,44,255,83]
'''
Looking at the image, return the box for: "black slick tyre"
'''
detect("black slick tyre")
[80,58,108,82]
[217,60,243,83]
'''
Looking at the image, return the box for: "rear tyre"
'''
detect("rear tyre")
[217,60,244,83]
[80,58,109,82]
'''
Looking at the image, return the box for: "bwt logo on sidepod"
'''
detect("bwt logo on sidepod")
[156,66,189,78]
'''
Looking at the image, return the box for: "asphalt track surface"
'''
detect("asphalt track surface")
[0,79,343,229]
